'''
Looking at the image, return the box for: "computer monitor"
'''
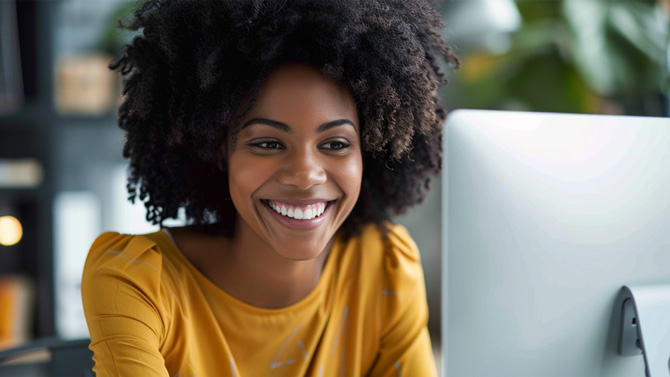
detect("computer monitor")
[442,110,670,377]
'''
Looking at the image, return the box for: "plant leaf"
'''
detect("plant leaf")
[562,0,667,96]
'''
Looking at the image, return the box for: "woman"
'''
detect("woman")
[81,0,459,375]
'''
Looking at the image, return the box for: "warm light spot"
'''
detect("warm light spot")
[0,216,23,246]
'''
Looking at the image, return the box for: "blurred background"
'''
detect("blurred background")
[0,0,668,371]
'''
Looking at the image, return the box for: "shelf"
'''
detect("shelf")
[1,0,129,341]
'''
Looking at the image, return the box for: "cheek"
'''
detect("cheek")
[227,169,247,203]
[338,154,363,197]
[227,156,270,205]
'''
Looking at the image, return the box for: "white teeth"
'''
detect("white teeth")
[267,201,328,221]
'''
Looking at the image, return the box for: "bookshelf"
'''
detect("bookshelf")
[1,0,129,346]
[0,0,56,346]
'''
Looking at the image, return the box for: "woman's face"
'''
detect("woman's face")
[225,64,363,260]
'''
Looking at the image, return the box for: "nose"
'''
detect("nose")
[277,149,327,190]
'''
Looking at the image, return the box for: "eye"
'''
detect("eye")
[249,140,284,150]
[320,140,351,150]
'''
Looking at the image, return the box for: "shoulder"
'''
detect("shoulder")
[376,223,424,296]
[83,231,166,278]
[354,223,428,331]
[81,231,179,332]
[81,231,177,308]
[353,222,422,271]
[81,232,180,359]
[340,223,424,294]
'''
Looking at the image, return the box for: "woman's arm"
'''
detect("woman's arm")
[366,225,438,376]
[81,233,170,377]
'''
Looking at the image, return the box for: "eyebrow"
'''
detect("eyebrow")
[240,118,357,133]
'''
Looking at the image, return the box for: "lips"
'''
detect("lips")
[264,199,331,220]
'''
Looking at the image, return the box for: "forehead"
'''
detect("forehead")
[242,64,359,129]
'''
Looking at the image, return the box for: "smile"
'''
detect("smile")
[264,200,331,221]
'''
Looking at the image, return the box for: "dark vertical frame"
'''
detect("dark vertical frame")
[0,0,57,339]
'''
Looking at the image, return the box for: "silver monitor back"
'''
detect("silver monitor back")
[442,110,670,377]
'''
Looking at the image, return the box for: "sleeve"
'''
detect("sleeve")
[366,225,438,377]
[81,232,170,377]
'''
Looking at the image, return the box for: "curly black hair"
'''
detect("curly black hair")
[111,0,459,238]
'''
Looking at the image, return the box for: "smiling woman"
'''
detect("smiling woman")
[227,64,362,264]
[80,1,459,376]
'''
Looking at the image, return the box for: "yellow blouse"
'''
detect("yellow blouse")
[81,224,437,377]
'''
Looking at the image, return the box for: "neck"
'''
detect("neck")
[219,224,332,308]
[170,223,334,308]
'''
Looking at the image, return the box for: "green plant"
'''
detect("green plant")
[446,0,669,116]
